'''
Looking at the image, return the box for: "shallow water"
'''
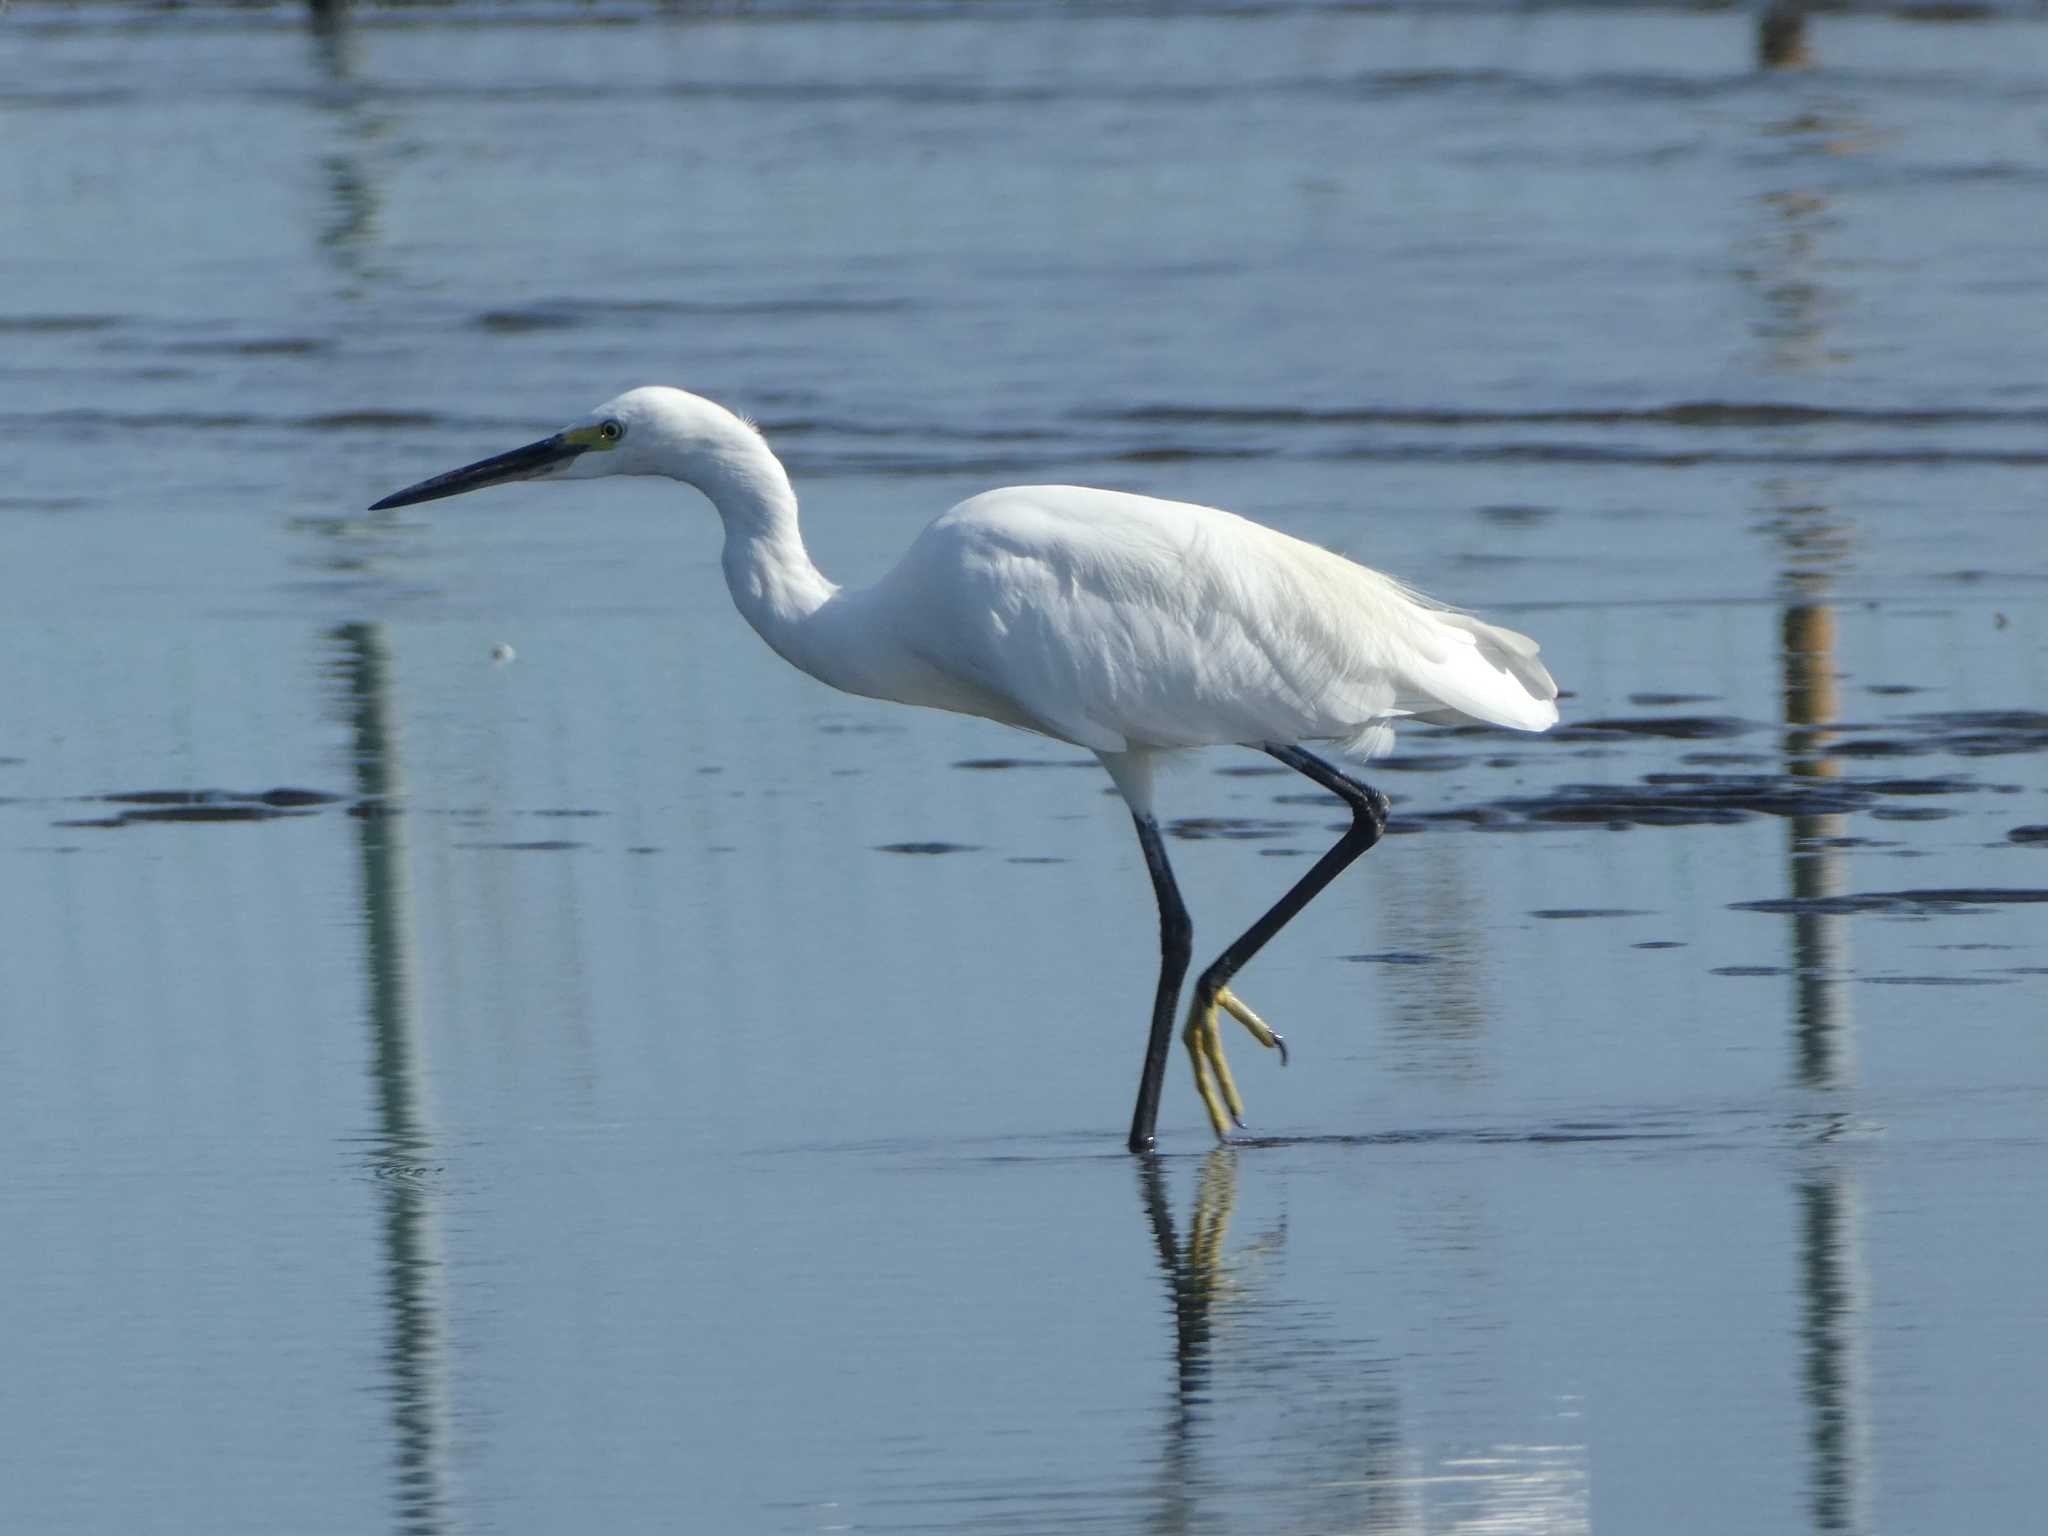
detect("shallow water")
[4,3,2047,1532]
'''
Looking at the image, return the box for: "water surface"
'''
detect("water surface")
[4,3,2046,1532]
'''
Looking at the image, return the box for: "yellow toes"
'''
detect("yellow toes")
[1216,987,1288,1067]
[1182,996,1238,1139]
[1183,987,1290,1140]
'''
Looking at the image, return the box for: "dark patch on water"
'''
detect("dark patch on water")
[1858,777,1982,796]
[472,295,914,334]
[1895,4,2001,21]
[875,841,979,855]
[1343,951,1438,965]
[1213,764,1291,777]
[1630,692,1719,706]
[1553,715,1759,742]
[474,306,582,334]
[1826,709,2048,761]
[1168,817,1299,841]
[1111,444,1268,465]
[1867,684,1928,696]
[953,757,1096,771]
[59,786,350,828]
[2009,826,2048,845]
[1411,768,1990,832]
[816,720,904,736]
[1230,1118,1694,1150]
[28,406,521,438]
[1006,856,1067,864]
[1633,940,1687,949]
[1733,888,2048,916]
[456,840,584,852]
[99,787,345,808]
[166,336,328,357]
[0,313,119,333]
[1827,737,1931,759]
[0,497,87,513]
[532,808,606,818]
[1712,965,1789,977]
[1682,751,1774,766]
[59,805,308,828]
[1531,908,1652,919]
[1105,399,2048,431]
[1475,503,1554,526]
[1863,974,2012,986]
[1871,806,1954,821]
[303,410,443,432]
[1371,754,1466,773]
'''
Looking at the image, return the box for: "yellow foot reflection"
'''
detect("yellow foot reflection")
[1182,984,1289,1139]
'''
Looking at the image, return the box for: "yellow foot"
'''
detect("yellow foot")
[1182,985,1289,1139]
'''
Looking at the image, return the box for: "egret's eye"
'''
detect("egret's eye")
[598,419,624,443]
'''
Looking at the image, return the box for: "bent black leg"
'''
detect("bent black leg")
[1127,813,1194,1154]
[1187,744,1390,1033]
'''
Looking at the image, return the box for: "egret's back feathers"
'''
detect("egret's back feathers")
[850,485,1558,758]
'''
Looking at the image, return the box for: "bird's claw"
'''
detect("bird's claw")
[1184,986,1288,1140]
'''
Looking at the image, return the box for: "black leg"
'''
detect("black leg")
[1127,813,1193,1154]
[1187,744,1389,1039]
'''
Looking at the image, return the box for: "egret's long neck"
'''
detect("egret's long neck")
[692,427,838,672]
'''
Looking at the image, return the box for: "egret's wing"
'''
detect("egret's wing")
[883,485,1557,755]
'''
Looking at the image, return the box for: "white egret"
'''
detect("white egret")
[371,386,1560,1151]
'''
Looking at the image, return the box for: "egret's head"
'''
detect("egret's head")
[369,386,763,510]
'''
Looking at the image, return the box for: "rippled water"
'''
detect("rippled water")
[4,3,2047,1533]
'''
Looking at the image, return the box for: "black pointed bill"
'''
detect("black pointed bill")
[369,426,599,511]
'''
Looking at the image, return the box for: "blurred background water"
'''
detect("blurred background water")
[3,2,2046,1532]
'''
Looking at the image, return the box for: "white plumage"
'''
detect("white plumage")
[371,385,1561,1149]
[855,482,1558,761]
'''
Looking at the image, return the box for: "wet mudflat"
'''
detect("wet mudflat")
[4,3,2046,1533]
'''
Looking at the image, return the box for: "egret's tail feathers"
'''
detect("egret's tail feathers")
[1403,613,1560,735]
[1445,613,1559,719]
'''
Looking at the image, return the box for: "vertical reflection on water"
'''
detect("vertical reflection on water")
[1135,1154,1414,1533]
[1781,593,1852,1090]
[306,2,382,287]
[1757,4,1814,72]
[1780,572,1869,1535]
[1746,96,1871,1524]
[333,623,460,1536]
[1136,1150,1237,1535]
[1795,1169,1866,1535]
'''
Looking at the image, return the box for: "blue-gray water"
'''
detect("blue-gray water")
[5,3,2047,1532]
